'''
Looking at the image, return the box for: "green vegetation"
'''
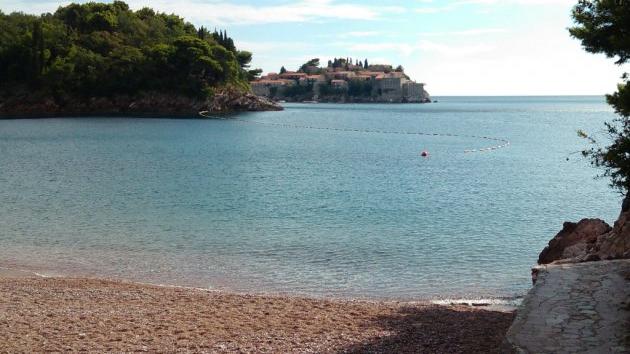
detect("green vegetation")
[298,58,321,74]
[283,83,314,100]
[318,83,347,97]
[0,1,260,101]
[347,80,373,97]
[570,0,630,193]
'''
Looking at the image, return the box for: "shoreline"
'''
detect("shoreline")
[0,264,522,311]
[0,267,515,353]
[0,89,283,119]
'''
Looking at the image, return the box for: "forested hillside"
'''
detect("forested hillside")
[0,1,271,115]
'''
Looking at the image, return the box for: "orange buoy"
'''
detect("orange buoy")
[421,150,429,157]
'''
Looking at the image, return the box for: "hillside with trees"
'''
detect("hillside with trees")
[0,1,278,116]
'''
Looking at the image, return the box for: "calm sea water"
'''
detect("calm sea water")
[0,96,621,301]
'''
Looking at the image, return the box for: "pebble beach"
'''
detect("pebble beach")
[0,270,514,353]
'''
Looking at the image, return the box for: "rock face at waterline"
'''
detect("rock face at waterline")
[538,196,630,265]
[208,89,282,113]
[0,89,282,118]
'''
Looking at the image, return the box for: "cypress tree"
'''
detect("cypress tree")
[31,20,44,80]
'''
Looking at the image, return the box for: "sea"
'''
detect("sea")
[0,96,621,304]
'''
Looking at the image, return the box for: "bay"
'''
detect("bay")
[0,96,620,301]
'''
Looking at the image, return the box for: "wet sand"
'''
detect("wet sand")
[0,272,514,353]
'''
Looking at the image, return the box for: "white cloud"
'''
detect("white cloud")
[406,23,628,95]
[456,0,574,4]
[2,0,404,25]
[345,39,494,57]
[416,0,574,14]
[348,43,418,57]
[419,28,507,37]
[345,31,383,38]
[238,41,313,54]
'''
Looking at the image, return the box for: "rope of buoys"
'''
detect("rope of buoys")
[198,111,510,154]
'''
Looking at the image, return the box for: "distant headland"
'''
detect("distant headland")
[0,2,281,118]
[251,58,431,104]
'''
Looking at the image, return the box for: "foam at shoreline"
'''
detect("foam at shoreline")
[0,264,521,312]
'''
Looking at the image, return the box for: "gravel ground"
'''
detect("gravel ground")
[0,275,514,353]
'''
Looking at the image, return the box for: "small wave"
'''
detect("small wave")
[430,297,523,311]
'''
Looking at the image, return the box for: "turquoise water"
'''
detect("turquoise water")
[0,96,621,301]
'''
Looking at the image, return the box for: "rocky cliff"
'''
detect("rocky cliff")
[538,195,630,265]
[0,88,282,117]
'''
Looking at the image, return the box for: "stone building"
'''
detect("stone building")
[250,60,430,103]
[251,79,293,97]
[402,82,427,102]
[376,76,403,101]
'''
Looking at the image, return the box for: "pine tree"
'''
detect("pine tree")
[570,0,630,193]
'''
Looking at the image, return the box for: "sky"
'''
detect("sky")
[3,0,629,96]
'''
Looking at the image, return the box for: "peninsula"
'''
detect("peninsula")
[0,2,281,117]
[251,58,431,103]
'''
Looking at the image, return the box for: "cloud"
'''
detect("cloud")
[419,28,507,37]
[405,22,628,95]
[345,39,494,57]
[456,0,574,4]
[238,41,314,54]
[348,43,418,57]
[345,31,383,38]
[415,0,574,14]
[1,0,404,25]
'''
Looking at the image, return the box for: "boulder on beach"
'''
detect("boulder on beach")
[538,195,630,265]
[538,219,611,264]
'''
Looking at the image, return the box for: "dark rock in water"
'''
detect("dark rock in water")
[207,89,282,113]
[538,219,611,264]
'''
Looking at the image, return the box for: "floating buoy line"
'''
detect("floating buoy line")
[198,111,510,154]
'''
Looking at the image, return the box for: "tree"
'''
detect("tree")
[364,58,368,69]
[236,50,252,68]
[0,2,252,101]
[570,0,630,193]
[279,66,287,74]
[298,58,320,73]
[197,26,208,40]
[31,19,44,80]
[395,65,404,72]
[246,68,262,81]
[348,80,372,97]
